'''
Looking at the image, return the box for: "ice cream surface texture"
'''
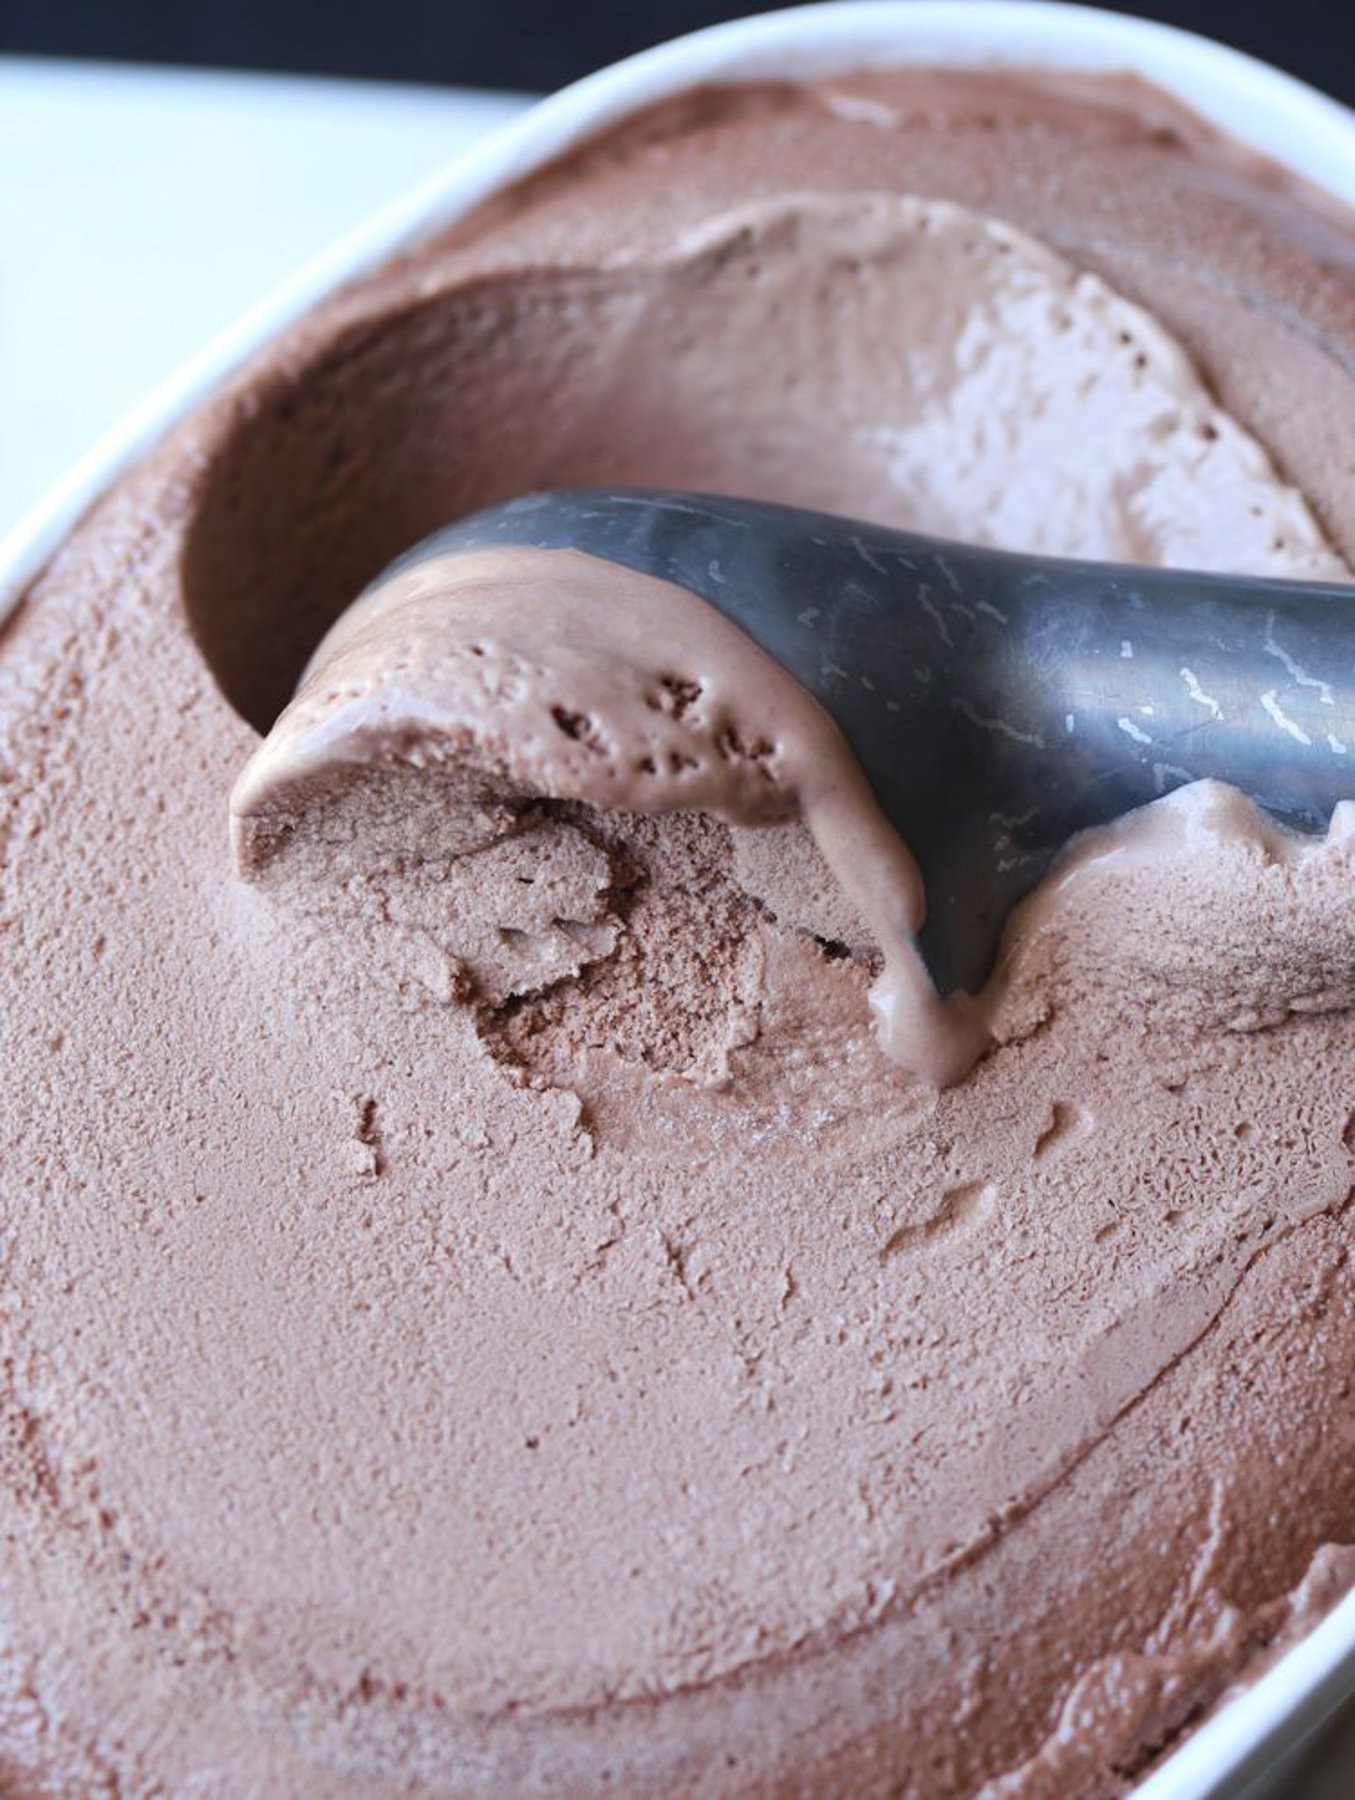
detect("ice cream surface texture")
[5,65,1355,1796]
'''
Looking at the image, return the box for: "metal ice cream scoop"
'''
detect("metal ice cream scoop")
[372,487,1355,997]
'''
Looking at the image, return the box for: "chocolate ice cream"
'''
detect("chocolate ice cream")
[4,66,1355,1796]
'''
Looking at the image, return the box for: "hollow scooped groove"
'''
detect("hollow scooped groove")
[176,272,796,736]
[178,283,602,737]
[176,204,930,738]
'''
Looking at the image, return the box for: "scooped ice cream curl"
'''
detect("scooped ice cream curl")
[233,194,1348,1087]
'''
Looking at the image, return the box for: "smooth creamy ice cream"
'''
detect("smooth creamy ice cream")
[4,65,1355,1796]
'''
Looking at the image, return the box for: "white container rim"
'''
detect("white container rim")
[4,7,1354,1794]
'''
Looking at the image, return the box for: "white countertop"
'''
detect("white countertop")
[3,50,1353,1798]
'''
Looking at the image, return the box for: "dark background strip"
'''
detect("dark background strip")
[2,0,1353,104]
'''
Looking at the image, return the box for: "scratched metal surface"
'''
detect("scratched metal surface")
[392,486,1355,992]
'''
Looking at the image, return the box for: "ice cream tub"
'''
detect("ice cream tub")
[4,5,1355,1795]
